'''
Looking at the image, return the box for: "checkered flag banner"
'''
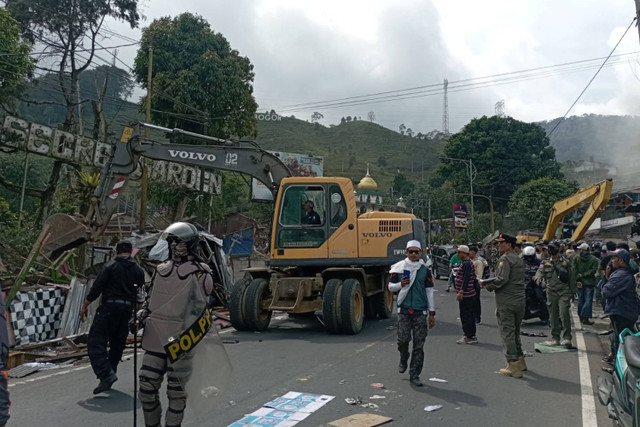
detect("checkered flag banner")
[10,288,66,346]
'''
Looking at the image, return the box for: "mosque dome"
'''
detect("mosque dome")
[357,165,378,191]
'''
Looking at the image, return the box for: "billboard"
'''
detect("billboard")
[453,203,468,229]
[251,151,323,201]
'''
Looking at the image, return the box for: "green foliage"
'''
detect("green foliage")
[134,13,257,138]
[19,66,134,127]
[0,8,33,109]
[392,173,414,196]
[509,177,578,229]
[437,116,561,211]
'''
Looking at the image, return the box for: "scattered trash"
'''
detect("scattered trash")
[345,397,362,405]
[523,351,534,357]
[520,331,547,337]
[339,379,346,384]
[369,395,386,399]
[386,326,396,331]
[368,374,376,377]
[370,382,385,388]
[222,339,239,344]
[424,405,443,412]
[329,413,392,426]
[228,401,236,406]
[428,377,448,383]
[361,403,379,409]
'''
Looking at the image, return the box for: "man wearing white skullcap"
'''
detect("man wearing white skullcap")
[388,240,435,387]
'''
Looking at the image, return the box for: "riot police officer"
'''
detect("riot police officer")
[137,222,214,427]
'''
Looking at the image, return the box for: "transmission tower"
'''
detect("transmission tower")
[495,99,505,117]
[442,78,449,134]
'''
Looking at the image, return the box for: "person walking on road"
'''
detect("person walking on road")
[80,240,145,395]
[601,249,640,364]
[535,242,575,348]
[455,245,478,344]
[137,222,214,427]
[481,233,526,379]
[389,240,436,387]
[572,242,599,325]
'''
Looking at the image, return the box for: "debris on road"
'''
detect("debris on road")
[424,405,443,412]
[520,331,547,337]
[370,382,385,388]
[369,395,386,399]
[345,397,362,405]
[428,377,448,383]
[329,413,392,426]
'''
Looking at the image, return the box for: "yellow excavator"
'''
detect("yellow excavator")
[542,178,613,242]
[1,118,426,335]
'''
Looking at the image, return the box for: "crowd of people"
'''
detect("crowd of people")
[390,234,640,385]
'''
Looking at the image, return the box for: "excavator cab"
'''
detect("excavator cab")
[270,177,358,264]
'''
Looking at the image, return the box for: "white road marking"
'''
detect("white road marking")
[571,309,598,427]
[9,326,238,388]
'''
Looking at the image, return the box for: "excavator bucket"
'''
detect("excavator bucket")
[41,214,91,259]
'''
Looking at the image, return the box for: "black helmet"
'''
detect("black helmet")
[161,222,200,254]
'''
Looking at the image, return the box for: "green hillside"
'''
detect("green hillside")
[255,116,446,192]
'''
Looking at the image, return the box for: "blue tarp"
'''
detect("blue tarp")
[223,228,254,256]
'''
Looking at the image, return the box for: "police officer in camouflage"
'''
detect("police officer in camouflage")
[482,233,526,378]
[535,241,575,348]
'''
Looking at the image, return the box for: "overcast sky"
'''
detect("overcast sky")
[103,0,640,134]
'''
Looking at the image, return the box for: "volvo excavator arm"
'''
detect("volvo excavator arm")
[93,122,290,226]
[43,122,290,258]
[542,178,613,242]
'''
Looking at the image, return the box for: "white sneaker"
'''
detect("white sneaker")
[560,339,572,348]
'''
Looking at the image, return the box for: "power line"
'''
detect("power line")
[272,51,640,113]
[547,16,637,137]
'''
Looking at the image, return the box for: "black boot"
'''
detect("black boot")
[399,361,407,373]
[93,372,118,394]
[410,376,423,387]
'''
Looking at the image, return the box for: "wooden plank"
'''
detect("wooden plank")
[62,337,80,352]
[329,413,392,427]
[6,224,51,309]
[14,332,87,351]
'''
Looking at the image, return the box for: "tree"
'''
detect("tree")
[346,116,352,122]
[509,177,578,229]
[6,0,141,222]
[392,173,414,196]
[367,111,375,122]
[310,112,323,123]
[399,123,406,135]
[406,128,414,138]
[0,8,33,111]
[436,115,561,211]
[134,13,258,138]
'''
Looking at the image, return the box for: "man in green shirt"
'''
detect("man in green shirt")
[447,246,461,292]
[572,242,599,325]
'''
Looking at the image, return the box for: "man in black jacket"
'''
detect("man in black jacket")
[80,241,145,394]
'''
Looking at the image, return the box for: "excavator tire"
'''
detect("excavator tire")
[243,278,272,331]
[340,278,365,335]
[322,279,343,334]
[229,278,251,331]
[374,286,394,319]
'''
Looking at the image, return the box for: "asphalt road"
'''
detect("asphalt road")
[9,278,613,426]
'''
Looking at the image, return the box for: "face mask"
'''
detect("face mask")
[581,252,589,258]
[171,240,189,261]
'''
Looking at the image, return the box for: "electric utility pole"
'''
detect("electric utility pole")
[140,42,153,232]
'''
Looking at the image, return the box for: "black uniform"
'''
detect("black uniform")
[87,256,144,380]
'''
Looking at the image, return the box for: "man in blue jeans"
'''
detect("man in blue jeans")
[572,242,599,325]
